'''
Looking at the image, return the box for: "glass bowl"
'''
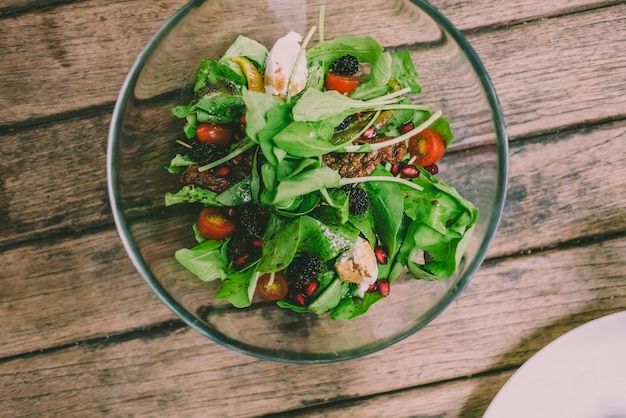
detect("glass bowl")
[107,0,508,363]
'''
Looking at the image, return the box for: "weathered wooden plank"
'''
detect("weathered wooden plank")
[432,0,622,30]
[0,0,187,126]
[468,5,626,139]
[0,0,61,16]
[486,120,626,256]
[0,228,177,358]
[0,112,112,248]
[1,235,624,416]
[285,371,514,417]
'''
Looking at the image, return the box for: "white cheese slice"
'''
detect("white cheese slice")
[264,31,308,99]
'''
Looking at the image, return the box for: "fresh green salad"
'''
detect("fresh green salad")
[164,13,478,320]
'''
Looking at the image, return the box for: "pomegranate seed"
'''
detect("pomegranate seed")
[374,246,388,265]
[232,154,242,164]
[400,164,420,178]
[390,163,402,175]
[424,164,439,175]
[215,166,230,177]
[233,254,249,266]
[294,293,307,306]
[305,279,320,297]
[252,239,263,248]
[240,115,246,125]
[377,279,390,297]
[400,122,414,134]
[226,207,237,217]
[362,126,377,139]
[366,282,378,293]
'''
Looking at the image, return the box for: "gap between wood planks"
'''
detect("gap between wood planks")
[0,0,88,18]
[255,368,514,418]
[458,0,626,35]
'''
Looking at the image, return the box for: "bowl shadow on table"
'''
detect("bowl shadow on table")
[459,306,625,416]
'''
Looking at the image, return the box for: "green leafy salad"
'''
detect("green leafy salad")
[164,12,478,320]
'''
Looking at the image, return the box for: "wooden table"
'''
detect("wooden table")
[1,0,625,416]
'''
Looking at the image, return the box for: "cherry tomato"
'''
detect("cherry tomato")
[408,128,446,167]
[195,123,234,147]
[196,207,236,241]
[325,72,359,95]
[256,271,289,301]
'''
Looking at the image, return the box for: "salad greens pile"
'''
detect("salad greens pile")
[164,15,478,320]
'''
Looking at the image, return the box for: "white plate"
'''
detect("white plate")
[484,311,626,418]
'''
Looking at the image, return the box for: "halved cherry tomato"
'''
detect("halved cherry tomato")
[256,271,289,301]
[325,72,359,95]
[408,128,446,167]
[197,207,236,241]
[195,123,234,147]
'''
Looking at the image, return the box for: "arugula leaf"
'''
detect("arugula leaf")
[276,156,320,181]
[174,240,228,282]
[193,59,245,94]
[265,166,341,206]
[171,60,246,126]
[276,299,309,313]
[400,168,478,279]
[308,278,352,314]
[165,185,219,207]
[271,119,339,157]
[258,216,302,272]
[195,95,245,124]
[363,167,405,261]
[306,35,384,68]
[218,34,269,76]
[298,216,358,261]
[215,177,252,206]
[164,153,195,174]
[319,188,350,224]
[273,193,321,218]
[351,51,393,100]
[242,90,294,165]
[390,51,421,93]
[429,115,455,147]
[215,269,259,308]
[348,211,377,247]
[242,90,283,143]
[330,290,383,320]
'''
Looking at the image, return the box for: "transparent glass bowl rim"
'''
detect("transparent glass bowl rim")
[107,0,509,363]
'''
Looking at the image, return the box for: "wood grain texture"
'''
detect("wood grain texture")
[467,4,626,139]
[0,228,177,358]
[0,112,112,248]
[1,235,624,416]
[285,371,515,417]
[431,0,622,30]
[0,0,187,126]
[2,1,626,416]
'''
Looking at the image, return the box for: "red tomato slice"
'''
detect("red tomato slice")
[195,123,234,147]
[196,207,236,241]
[408,128,446,167]
[325,73,359,95]
[256,271,289,301]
